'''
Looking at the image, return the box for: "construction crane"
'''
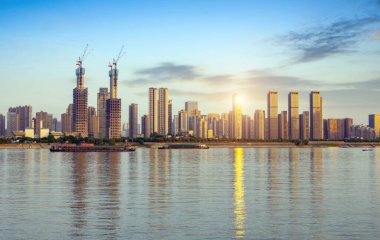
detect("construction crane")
[76,44,93,68]
[75,44,92,88]
[109,46,126,70]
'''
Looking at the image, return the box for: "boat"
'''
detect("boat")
[362,148,374,152]
[50,143,136,152]
[158,143,209,149]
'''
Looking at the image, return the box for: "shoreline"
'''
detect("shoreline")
[0,141,379,149]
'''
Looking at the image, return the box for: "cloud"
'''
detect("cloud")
[373,29,380,39]
[281,16,380,63]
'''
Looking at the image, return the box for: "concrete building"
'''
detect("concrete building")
[173,115,179,136]
[7,112,19,136]
[141,114,150,138]
[88,106,99,138]
[232,93,242,139]
[196,117,208,138]
[158,88,169,136]
[149,87,158,135]
[0,114,5,136]
[267,91,278,140]
[343,118,353,139]
[129,103,138,138]
[97,88,110,139]
[106,63,122,139]
[207,113,219,138]
[242,115,251,140]
[369,114,380,138]
[288,92,299,140]
[24,128,35,138]
[299,111,310,140]
[350,125,376,139]
[310,91,323,140]
[168,99,173,135]
[72,61,88,137]
[35,111,50,136]
[254,110,265,140]
[278,111,288,140]
[8,106,32,131]
[185,101,198,117]
[178,109,188,135]
[61,104,73,134]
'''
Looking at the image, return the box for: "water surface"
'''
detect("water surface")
[1,147,380,239]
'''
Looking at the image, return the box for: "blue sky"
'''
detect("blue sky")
[0,0,380,124]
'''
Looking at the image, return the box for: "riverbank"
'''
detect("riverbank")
[1,141,380,149]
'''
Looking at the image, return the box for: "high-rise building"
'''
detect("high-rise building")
[88,106,99,138]
[267,91,278,140]
[178,109,188,135]
[310,91,323,140]
[129,103,138,138]
[61,104,73,134]
[207,113,219,138]
[343,118,353,139]
[158,88,169,136]
[141,114,150,138]
[106,62,122,139]
[7,112,20,136]
[149,88,158,135]
[97,88,110,139]
[173,115,179,136]
[8,106,32,131]
[242,115,251,140]
[325,119,339,140]
[232,93,242,139]
[168,99,173,135]
[35,111,49,136]
[185,101,198,117]
[254,110,265,140]
[369,114,380,138]
[299,111,310,140]
[288,92,299,140]
[72,59,88,137]
[196,117,208,138]
[278,111,288,140]
[0,114,5,136]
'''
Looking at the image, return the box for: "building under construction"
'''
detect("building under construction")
[106,48,124,139]
[72,49,89,138]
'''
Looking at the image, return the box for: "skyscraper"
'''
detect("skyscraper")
[97,88,110,139]
[7,112,19,136]
[61,104,73,134]
[158,88,169,136]
[72,59,88,137]
[278,111,288,140]
[232,93,242,139]
[88,106,99,138]
[254,110,265,140]
[310,91,323,140]
[267,91,278,140]
[0,114,5,136]
[185,101,198,117]
[8,106,32,131]
[106,61,122,139]
[129,103,138,138]
[242,115,251,140]
[149,87,158,135]
[141,114,150,138]
[178,109,188,135]
[168,99,173,135]
[369,114,380,138]
[299,111,310,140]
[288,92,299,140]
[35,111,49,136]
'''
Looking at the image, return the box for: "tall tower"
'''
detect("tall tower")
[254,110,265,140]
[267,91,278,140]
[97,88,110,138]
[72,49,89,138]
[310,91,323,140]
[129,103,138,138]
[0,114,5,136]
[168,100,173,135]
[288,92,299,140]
[106,62,122,139]
[232,93,242,139]
[149,87,158,135]
[88,106,99,138]
[158,88,169,136]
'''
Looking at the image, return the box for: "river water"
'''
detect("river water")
[1,147,380,239]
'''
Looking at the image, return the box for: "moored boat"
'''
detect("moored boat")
[158,143,209,149]
[50,143,136,152]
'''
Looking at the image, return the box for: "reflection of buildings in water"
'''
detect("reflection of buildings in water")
[148,149,171,231]
[288,148,300,203]
[309,148,324,235]
[267,148,280,201]
[233,148,246,239]
[70,153,88,232]
[95,152,121,236]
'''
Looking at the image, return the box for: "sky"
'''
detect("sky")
[0,0,380,124]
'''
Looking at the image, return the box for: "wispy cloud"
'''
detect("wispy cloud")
[373,29,380,39]
[281,16,380,63]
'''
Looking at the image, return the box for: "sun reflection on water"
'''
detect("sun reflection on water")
[234,148,246,238]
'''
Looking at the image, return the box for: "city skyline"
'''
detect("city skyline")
[0,1,380,124]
